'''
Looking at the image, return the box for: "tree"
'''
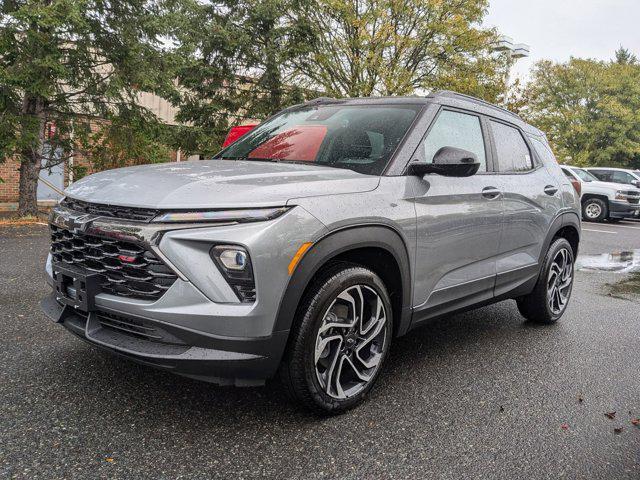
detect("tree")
[614,46,637,65]
[173,0,314,156]
[292,0,506,100]
[0,0,181,215]
[521,53,640,168]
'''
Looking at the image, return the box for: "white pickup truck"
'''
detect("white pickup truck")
[560,165,640,222]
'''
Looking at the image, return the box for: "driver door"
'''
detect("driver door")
[409,108,503,321]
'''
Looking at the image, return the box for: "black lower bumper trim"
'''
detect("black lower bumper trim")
[41,292,289,385]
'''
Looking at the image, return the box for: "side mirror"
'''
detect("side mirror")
[408,147,480,177]
[632,180,640,188]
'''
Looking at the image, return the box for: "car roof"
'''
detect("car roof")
[290,91,542,135]
[586,167,635,172]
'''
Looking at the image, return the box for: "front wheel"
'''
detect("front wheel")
[582,198,608,222]
[517,237,575,324]
[279,265,392,414]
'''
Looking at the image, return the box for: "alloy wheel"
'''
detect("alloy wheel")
[314,285,388,399]
[547,247,573,315]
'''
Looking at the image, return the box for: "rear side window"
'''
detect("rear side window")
[529,136,557,166]
[589,170,612,181]
[491,121,533,173]
[421,110,487,171]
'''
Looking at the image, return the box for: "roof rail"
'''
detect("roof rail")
[303,96,341,105]
[430,90,522,120]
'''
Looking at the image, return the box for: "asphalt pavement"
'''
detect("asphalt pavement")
[1,221,639,479]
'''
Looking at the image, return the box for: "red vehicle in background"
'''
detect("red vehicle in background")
[222,124,257,148]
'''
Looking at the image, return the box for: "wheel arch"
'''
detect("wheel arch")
[539,212,581,265]
[273,225,413,338]
[581,193,609,206]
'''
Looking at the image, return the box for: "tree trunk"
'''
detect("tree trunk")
[17,96,46,217]
[17,151,41,217]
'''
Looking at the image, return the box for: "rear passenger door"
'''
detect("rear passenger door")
[489,120,564,297]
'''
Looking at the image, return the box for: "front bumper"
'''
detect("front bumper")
[42,203,328,383]
[41,292,288,385]
[609,200,640,219]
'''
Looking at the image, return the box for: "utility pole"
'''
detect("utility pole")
[492,36,530,105]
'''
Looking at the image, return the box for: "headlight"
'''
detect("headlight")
[152,207,290,223]
[615,191,628,200]
[210,245,256,303]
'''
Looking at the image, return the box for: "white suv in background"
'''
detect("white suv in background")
[586,167,640,189]
[561,166,640,222]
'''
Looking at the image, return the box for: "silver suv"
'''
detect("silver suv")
[41,91,581,413]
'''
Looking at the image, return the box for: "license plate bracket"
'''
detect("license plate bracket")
[52,264,100,312]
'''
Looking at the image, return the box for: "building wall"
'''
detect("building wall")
[0,159,21,203]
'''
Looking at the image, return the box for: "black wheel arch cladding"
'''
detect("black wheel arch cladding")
[273,225,413,337]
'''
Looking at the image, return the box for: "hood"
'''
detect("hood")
[64,160,380,209]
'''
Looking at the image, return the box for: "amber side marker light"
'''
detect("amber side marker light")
[288,242,313,275]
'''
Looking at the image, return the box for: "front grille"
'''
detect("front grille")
[50,225,177,300]
[626,192,639,205]
[61,198,158,222]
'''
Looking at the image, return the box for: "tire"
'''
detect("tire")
[279,264,393,415]
[582,198,608,222]
[517,237,575,324]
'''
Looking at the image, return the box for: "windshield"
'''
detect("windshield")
[216,104,422,175]
[571,168,598,182]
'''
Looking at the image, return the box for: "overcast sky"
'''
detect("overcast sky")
[484,0,640,81]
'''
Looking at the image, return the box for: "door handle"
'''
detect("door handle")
[544,185,558,196]
[482,186,501,199]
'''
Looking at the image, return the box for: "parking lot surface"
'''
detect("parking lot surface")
[1,221,639,479]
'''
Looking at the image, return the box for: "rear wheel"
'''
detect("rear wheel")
[582,198,607,222]
[517,237,574,324]
[279,265,392,414]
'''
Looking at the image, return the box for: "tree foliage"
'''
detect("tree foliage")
[521,51,640,168]
[0,0,181,214]
[172,0,314,156]
[293,0,506,99]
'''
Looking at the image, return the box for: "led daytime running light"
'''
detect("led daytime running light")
[153,207,289,223]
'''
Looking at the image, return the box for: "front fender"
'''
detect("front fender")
[273,225,413,337]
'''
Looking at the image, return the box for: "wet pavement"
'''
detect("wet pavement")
[1,221,640,479]
[577,250,640,273]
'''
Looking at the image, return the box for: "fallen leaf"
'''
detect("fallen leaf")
[499,406,504,413]
[577,395,583,403]
[105,458,115,463]
[631,419,640,427]
[560,423,569,430]
[614,427,623,434]
[605,412,616,420]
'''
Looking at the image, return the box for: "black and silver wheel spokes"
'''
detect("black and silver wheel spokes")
[547,248,573,315]
[314,285,387,399]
